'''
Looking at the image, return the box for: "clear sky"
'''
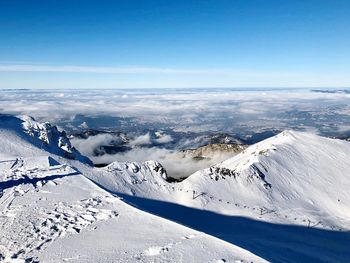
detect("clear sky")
[0,0,349,89]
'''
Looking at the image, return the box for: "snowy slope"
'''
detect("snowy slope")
[1,115,350,262]
[0,115,266,262]
[1,156,262,263]
[90,130,350,230]
[84,130,350,262]
[182,130,350,228]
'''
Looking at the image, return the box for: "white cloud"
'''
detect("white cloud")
[155,134,173,144]
[89,146,236,179]
[1,63,350,88]
[71,134,117,156]
[0,64,240,75]
[129,133,152,146]
[79,121,89,129]
[1,89,350,135]
[128,132,175,147]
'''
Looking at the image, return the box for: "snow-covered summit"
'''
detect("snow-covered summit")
[183,130,350,228]
[88,129,350,230]
[0,115,91,164]
[80,130,350,262]
[21,115,73,153]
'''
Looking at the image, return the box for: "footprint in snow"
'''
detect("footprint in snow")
[182,234,196,240]
[4,196,118,262]
[143,246,169,256]
[211,259,227,263]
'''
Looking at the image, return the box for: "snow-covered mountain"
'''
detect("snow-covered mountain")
[88,130,350,229]
[85,130,350,262]
[184,130,350,227]
[0,115,91,164]
[0,115,266,262]
[1,115,349,262]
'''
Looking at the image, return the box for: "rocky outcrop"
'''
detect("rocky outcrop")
[181,143,246,161]
[20,116,92,164]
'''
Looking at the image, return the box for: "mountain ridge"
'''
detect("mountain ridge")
[1,115,349,262]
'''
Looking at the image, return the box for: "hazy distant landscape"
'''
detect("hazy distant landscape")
[2,88,350,178]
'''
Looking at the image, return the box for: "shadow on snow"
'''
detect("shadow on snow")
[0,171,79,191]
[117,193,350,263]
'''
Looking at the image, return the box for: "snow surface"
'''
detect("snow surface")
[1,115,350,262]
[0,115,266,262]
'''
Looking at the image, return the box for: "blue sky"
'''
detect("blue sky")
[0,0,349,89]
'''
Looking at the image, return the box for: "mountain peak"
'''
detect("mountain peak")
[180,130,350,228]
[0,114,92,164]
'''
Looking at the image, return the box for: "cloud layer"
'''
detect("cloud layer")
[2,88,350,178]
[0,64,230,74]
[1,88,349,136]
[89,146,236,179]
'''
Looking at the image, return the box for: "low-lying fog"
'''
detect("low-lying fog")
[1,88,350,178]
[70,131,241,179]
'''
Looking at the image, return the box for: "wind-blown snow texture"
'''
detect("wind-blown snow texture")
[0,115,349,262]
